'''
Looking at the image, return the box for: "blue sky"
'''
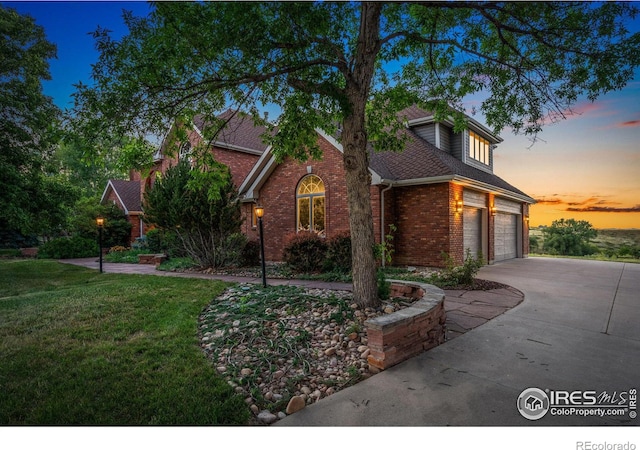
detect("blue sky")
[5,0,640,228]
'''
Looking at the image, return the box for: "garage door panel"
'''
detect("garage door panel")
[495,213,517,261]
[463,207,482,259]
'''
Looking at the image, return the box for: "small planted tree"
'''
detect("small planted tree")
[143,159,243,268]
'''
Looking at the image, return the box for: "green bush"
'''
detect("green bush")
[282,232,328,273]
[145,228,183,257]
[143,160,243,268]
[241,240,261,267]
[323,232,352,274]
[432,250,484,287]
[377,268,391,300]
[37,236,99,259]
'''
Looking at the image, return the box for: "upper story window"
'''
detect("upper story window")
[469,130,490,165]
[297,175,325,236]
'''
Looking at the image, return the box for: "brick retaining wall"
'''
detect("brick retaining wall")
[365,280,446,371]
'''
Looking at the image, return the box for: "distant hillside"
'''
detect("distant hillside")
[530,227,640,260]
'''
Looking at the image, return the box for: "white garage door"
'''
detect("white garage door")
[463,207,482,259]
[494,213,517,261]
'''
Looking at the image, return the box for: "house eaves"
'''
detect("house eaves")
[383,175,535,205]
[407,113,503,144]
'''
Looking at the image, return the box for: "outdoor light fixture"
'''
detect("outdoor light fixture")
[490,206,497,216]
[96,216,105,273]
[255,205,267,288]
[456,200,463,213]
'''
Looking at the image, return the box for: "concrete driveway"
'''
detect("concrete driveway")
[277,257,639,426]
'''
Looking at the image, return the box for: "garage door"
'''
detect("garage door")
[463,207,482,259]
[494,213,517,261]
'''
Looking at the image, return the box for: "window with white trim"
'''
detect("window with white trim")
[296,175,325,236]
[469,130,490,165]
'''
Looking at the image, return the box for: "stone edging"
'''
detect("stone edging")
[365,280,446,372]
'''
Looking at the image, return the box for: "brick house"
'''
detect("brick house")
[104,106,534,267]
[100,179,144,245]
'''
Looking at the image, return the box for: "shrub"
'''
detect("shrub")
[143,160,243,268]
[377,268,391,300]
[240,240,261,267]
[37,236,99,259]
[323,232,352,274]
[145,228,183,257]
[217,233,248,267]
[432,250,484,287]
[282,232,328,273]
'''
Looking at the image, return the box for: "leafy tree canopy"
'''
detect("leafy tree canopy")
[71,1,640,306]
[542,218,598,256]
[0,5,66,234]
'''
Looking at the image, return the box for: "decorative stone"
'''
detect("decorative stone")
[240,368,252,376]
[250,404,259,414]
[324,347,336,356]
[285,396,306,414]
[257,410,278,424]
[273,370,285,379]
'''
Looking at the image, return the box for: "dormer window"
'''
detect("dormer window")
[469,130,490,165]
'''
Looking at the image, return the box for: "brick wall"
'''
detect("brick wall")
[488,193,496,263]
[365,281,446,371]
[522,203,530,256]
[449,183,464,265]
[248,135,351,261]
[391,183,462,267]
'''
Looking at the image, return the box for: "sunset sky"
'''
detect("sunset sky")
[5,1,640,229]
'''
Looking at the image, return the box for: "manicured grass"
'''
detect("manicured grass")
[0,259,249,425]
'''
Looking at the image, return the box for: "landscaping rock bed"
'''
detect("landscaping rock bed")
[198,284,423,425]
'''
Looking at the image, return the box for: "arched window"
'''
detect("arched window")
[297,175,325,235]
[179,141,191,160]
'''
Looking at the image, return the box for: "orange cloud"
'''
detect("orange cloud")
[617,120,640,128]
[566,205,640,213]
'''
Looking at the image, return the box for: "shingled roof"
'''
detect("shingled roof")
[101,180,142,214]
[369,127,531,199]
[193,110,274,154]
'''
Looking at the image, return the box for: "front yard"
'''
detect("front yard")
[0,259,248,425]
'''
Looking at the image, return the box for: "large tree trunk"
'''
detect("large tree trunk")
[342,2,382,308]
[342,118,378,308]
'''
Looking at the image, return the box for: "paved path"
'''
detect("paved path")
[60,258,523,339]
[275,257,639,426]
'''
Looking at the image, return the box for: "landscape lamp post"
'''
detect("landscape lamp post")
[255,206,267,288]
[96,216,105,273]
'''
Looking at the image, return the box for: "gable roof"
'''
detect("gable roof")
[193,110,273,155]
[369,127,533,202]
[398,104,503,143]
[100,180,142,214]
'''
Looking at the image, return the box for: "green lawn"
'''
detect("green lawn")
[0,259,249,425]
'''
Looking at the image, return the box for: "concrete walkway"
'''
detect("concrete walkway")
[275,257,639,426]
[60,258,523,339]
[61,257,639,425]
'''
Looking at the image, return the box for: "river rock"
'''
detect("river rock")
[285,396,306,414]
